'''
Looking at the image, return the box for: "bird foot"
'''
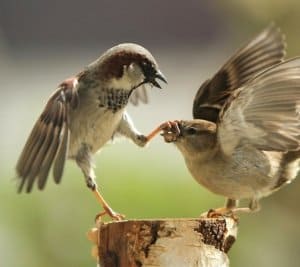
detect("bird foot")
[95,207,125,223]
[91,187,125,222]
[201,207,239,221]
[145,120,181,142]
[160,120,181,142]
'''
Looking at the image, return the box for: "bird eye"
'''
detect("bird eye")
[186,127,198,135]
[141,60,154,74]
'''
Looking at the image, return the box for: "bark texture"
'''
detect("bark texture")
[94,217,237,267]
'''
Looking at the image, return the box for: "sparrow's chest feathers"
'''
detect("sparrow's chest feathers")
[97,87,130,112]
[79,77,131,112]
[184,146,278,199]
[68,86,129,156]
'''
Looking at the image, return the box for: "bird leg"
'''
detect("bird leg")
[206,198,260,219]
[76,148,124,221]
[86,177,125,221]
[93,188,125,221]
[226,198,260,214]
[146,120,181,142]
[117,114,181,145]
[206,199,239,219]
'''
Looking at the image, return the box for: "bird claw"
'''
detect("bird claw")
[144,120,181,142]
[202,208,239,222]
[207,208,232,218]
[95,207,125,223]
[162,132,178,143]
[159,120,181,143]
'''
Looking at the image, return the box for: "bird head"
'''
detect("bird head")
[97,43,167,91]
[162,120,217,160]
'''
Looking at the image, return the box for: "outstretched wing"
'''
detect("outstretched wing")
[16,78,79,193]
[193,24,286,122]
[129,84,149,105]
[218,58,300,156]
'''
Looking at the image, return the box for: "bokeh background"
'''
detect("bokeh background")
[1,1,300,266]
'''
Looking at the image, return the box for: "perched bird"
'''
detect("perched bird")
[16,43,167,220]
[150,26,300,215]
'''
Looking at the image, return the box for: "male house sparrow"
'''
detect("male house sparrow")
[151,26,300,214]
[16,43,167,220]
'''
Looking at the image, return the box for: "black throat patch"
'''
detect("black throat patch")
[98,88,131,112]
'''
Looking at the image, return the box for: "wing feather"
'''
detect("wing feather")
[26,102,64,191]
[193,24,286,122]
[36,101,65,190]
[53,117,70,184]
[129,84,149,105]
[218,58,300,155]
[16,79,79,192]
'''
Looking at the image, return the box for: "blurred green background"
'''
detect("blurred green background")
[1,1,300,266]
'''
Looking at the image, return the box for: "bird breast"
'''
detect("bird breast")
[67,88,127,157]
[183,146,280,200]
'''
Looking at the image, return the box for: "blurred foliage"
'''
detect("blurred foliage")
[2,143,300,267]
[218,0,300,56]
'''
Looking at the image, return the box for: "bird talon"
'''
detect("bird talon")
[104,206,125,221]
[160,120,181,142]
[207,208,229,218]
[94,211,106,224]
[95,208,125,223]
[202,208,239,221]
[161,132,178,142]
[145,120,181,142]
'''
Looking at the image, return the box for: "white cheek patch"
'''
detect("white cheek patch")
[108,64,144,91]
[128,63,135,73]
[128,63,145,81]
[109,76,133,91]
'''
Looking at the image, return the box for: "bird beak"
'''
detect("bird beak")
[150,70,167,89]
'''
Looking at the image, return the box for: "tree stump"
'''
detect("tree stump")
[88,217,238,267]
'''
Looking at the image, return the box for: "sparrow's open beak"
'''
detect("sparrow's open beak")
[148,70,167,89]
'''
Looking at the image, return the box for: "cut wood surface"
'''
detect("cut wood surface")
[88,217,238,267]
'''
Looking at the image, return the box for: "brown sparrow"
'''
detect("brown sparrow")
[16,43,167,220]
[150,26,300,215]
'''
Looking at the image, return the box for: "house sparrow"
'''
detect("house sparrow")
[148,24,286,139]
[16,43,167,220]
[150,26,300,215]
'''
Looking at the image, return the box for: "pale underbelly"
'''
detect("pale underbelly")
[68,108,124,157]
[186,156,276,200]
[192,172,260,200]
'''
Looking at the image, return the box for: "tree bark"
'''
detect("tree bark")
[88,217,238,267]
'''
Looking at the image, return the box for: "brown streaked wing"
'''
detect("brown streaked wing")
[218,57,300,156]
[52,118,70,184]
[16,81,79,192]
[193,23,286,122]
